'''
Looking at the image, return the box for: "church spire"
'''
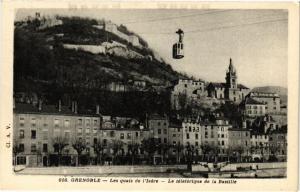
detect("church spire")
[225,58,237,89]
[228,58,235,73]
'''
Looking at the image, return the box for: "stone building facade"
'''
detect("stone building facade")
[250,133,270,161]
[13,102,101,167]
[247,92,281,114]
[268,128,287,161]
[170,79,206,110]
[207,58,250,103]
[228,128,251,161]
[242,97,266,117]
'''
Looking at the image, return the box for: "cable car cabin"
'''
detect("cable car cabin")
[173,42,184,59]
[172,29,184,59]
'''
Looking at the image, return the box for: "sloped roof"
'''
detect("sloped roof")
[208,82,248,89]
[245,97,265,105]
[14,103,99,117]
[238,84,249,89]
[148,113,167,120]
[209,82,226,88]
[168,123,182,128]
[14,103,72,114]
[249,92,280,98]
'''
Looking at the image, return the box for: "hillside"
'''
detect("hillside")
[251,86,287,105]
[14,16,184,88]
[13,15,187,117]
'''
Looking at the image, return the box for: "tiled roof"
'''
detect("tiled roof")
[237,84,249,89]
[209,82,226,88]
[249,92,280,98]
[148,113,166,120]
[245,98,265,105]
[14,103,99,117]
[169,123,182,128]
[208,82,249,90]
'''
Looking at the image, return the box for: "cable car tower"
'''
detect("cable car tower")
[172,29,184,59]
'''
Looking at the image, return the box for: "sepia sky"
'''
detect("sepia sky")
[16,9,288,88]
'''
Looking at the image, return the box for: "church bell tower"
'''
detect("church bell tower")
[225,58,237,89]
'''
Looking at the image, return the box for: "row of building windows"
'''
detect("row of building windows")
[157,129,168,134]
[251,141,269,146]
[186,133,199,139]
[185,127,200,132]
[231,132,249,137]
[186,141,199,146]
[218,134,227,138]
[183,82,204,87]
[184,125,225,131]
[77,127,98,134]
[247,110,264,114]
[20,130,143,141]
[158,138,168,144]
[120,133,133,140]
[19,130,37,139]
[218,141,225,146]
[17,143,48,153]
[19,129,78,140]
[19,117,99,127]
[252,135,268,139]
[247,105,264,109]
[230,141,249,146]
[156,122,167,126]
[185,131,220,139]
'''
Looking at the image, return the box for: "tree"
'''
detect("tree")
[72,138,86,166]
[185,144,196,171]
[141,138,159,165]
[93,140,105,165]
[215,102,243,127]
[225,147,233,162]
[232,146,244,162]
[249,146,256,162]
[178,93,188,110]
[259,143,266,162]
[13,140,22,166]
[269,144,280,161]
[111,140,123,165]
[210,145,220,163]
[159,143,171,164]
[200,143,212,162]
[128,142,140,165]
[52,136,69,166]
[36,146,42,166]
[173,143,184,164]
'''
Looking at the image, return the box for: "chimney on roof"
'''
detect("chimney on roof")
[74,101,78,114]
[96,105,100,115]
[38,99,42,111]
[58,100,61,112]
